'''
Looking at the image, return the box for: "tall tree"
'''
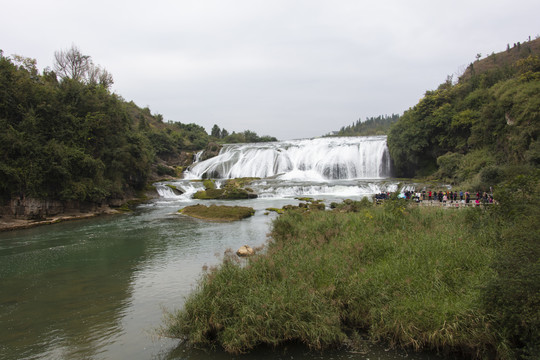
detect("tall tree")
[211,124,221,138]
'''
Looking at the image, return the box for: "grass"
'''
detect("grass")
[163,203,502,357]
[179,204,255,221]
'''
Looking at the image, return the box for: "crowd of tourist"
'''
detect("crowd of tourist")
[375,189,495,206]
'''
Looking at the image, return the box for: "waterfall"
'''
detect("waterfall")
[185,136,392,180]
[154,182,205,201]
[193,150,204,163]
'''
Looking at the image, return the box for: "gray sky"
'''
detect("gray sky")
[2,0,539,140]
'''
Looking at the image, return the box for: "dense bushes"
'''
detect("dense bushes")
[482,169,540,359]
[0,53,158,202]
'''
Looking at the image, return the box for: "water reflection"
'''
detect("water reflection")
[0,216,143,359]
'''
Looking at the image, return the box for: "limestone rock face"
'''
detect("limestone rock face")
[236,245,254,257]
[0,198,114,220]
[4,198,64,219]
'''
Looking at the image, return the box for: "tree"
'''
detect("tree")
[54,45,90,81]
[221,128,229,138]
[243,130,258,143]
[54,45,113,88]
[211,124,221,138]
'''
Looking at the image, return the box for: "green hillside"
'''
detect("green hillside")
[0,46,273,205]
[387,38,540,188]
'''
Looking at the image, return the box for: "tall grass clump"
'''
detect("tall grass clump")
[163,203,503,356]
[481,169,540,359]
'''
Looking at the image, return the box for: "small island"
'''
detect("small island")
[178,204,255,221]
[193,178,259,200]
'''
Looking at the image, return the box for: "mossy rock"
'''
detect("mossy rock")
[267,201,325,215]
[179,204,255,221]
[226,177,260,188]
[166,184,183,195]
[203,179,216,190]
[295,197,315,202]
[192,178,258,199]
[222,188,254,199]
[266,207,285,214]
[193,188,225,199]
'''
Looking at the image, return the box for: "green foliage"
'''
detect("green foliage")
[387,39,540,182]
[221,130,278,144]
[203,179,216,190]
[482,170,540,359]
[0,52,150,202]
[333,114,400,137]
[435,152,465,181]
[329,197,372,212]
[0,49,277,203]
[211,124,221,138]
[156,164,176,177]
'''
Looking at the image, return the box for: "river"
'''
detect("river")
[0,137,456,359]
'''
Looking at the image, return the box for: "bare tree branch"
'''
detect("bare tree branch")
[53,45,113,88]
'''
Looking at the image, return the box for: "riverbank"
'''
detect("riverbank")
[0,208,120,232]
[0,185,162,232]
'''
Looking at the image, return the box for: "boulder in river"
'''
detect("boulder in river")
[236,245,254,257]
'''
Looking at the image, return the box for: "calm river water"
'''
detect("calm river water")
[0,181,455,360]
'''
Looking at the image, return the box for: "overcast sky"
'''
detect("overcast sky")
[2,1,539,140]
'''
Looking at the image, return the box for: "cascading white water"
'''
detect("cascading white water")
[184,136,392,180]
[154,182,205,201]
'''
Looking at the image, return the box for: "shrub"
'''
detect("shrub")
[482,170,540,359]
[157,164,176,177]
[436,152,465,181]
